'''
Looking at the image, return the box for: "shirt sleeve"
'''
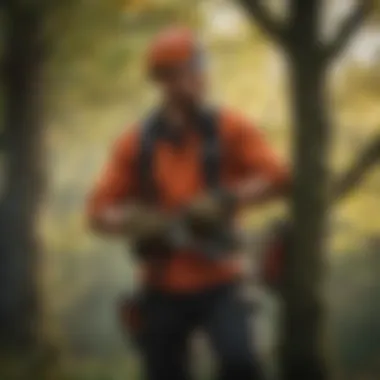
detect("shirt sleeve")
[230,116,289,188]
[86,130,139,224]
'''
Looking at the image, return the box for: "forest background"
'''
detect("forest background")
[1,0,380,379]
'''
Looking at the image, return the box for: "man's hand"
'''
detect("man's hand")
[184,190,236,238]
[125,205,171,246]
[97,204,171,255]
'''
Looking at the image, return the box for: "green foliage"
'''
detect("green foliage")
[44,0,200,118]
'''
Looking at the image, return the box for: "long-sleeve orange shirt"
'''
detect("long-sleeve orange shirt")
[87,108,288,293]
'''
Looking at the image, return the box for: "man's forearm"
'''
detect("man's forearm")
[232,177,290,208]
[89,204,143,236]
[89,203,170,247]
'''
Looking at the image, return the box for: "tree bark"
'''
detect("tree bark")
[0,1,45,351]
[237,2,376,380]
[279,1,328,379]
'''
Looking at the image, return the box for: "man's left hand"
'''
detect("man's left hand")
[184,190,236,238]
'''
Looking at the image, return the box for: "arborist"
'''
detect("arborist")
[87,26,290,380]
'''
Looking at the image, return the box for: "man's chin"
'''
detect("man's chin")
[176,98,202,115]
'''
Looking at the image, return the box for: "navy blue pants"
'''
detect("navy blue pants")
[137,283,264,380]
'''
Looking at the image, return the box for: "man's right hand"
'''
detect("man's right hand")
[183,190,236,239]
[129,206,174,259]
[125,205,170,244]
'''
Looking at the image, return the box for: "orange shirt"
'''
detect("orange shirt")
[87,108,288,293]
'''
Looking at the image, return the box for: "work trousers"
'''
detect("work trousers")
[135,282,265,380]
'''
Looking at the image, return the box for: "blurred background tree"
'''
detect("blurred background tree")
[237,1,380,379]
[0,0,46,353]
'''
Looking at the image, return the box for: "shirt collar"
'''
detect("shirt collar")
[155,107,205,144]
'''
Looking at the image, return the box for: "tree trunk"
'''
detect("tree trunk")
[0,1,45,351]
[279,1,328,379]
[237,2,375,379]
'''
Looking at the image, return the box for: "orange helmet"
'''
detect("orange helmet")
[147,26,203,76]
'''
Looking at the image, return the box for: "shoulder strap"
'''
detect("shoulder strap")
[137,107,222,204]
[199,107,221,190]
[137,113,161,204]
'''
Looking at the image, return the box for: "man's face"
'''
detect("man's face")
[153,63,206,111]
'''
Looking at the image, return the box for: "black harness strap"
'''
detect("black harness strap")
[200,108,221,191]
[137,108,221,203]
[137,112,162,204]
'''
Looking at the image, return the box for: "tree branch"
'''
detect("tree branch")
[331,134,380,203]
[237,0,289,46]
[322,0,373,63]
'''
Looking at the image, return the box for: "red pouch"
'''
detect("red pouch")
[118,296,144,336]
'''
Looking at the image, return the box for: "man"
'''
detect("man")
[87,26,289,380]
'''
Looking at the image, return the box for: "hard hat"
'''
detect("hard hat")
[147,26,204,76]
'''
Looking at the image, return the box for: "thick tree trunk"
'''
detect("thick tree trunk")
[279,1,328,379]
[237,2,375,379]
[0,2,45,351]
